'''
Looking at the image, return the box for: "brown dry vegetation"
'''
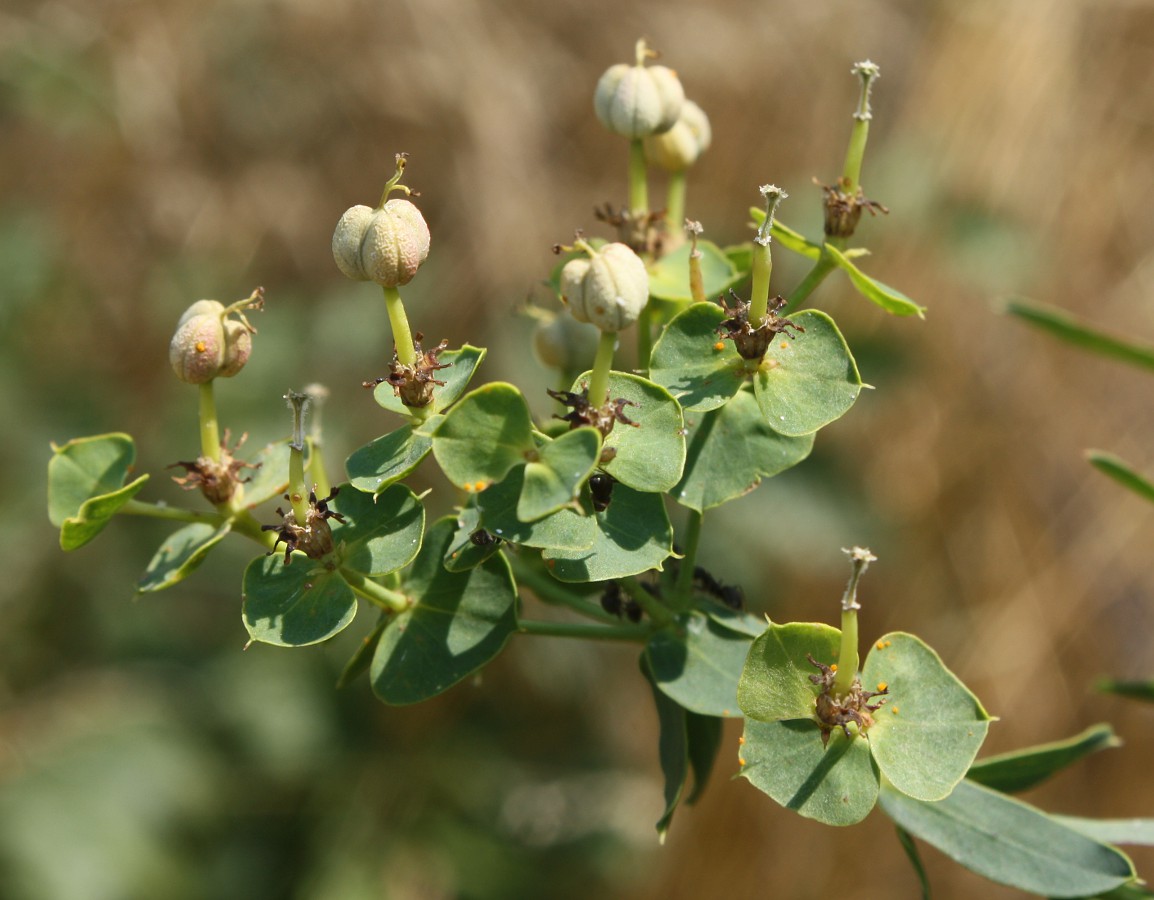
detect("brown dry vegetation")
[3,0,1154,897]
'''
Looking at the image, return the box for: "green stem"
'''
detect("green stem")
[750,241,773,327]
[842,61,880,195]
[512,560,624,625]
[587,330,617,406]
[619,575,673,626]
[628,139,649,217]
[517,619,649,642]
[198,381,221,462]
[230,509,278,551]
[673,508,703,608]
[665,170,687,235]
[833,546,875,695]
[383,285,416,367]
[286,391,310,524]
[120,499,224,526]
[688,249,705,304]
[308,439,331,500]
[340,566,410,613]
[782,250,837,314]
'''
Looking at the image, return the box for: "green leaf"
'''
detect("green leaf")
[878,779,1135,898]
[242,555,357,647]
[443,504,503,572]
[825,244,926,317]
[475,468,594,551]
[673,391,814,511]
[570,371,686,494]
[642,657,689,841]
[704,606,767,638]
[647,239,746,303]
[895,825,933,900]
[967,724,1119,794]
[346,423,434,495]
[1051,816,1154,847]
[541,483,674,582]
[737,621,842,722]
[751,309,862,436]
[746,210,823,261]
[863,632,991,802]
[740,718,879,826]
[1006,299,1154,373]
[1088,451,1154,504]
[432,382,537,490]
[371,517,519,705]
[648,302,746,412]
[647,613,753,717]
[685,712,724,805]
[1097,679,1154,703]
[138,522,231,593]
[328,484,424,577]
[371,345,487,415]
[48,433,151,550]
[518,427,602,522]
[241,439,301,507]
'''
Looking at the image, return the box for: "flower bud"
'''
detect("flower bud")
[170,301,227,385]
[532,311,601,372]
[169,293,261,384]
[332,198,431,288]
[643,100,711,172]
[594,41,684,139]
[559,243,649,333]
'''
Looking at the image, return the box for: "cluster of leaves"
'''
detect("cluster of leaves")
[46,55,1153,898]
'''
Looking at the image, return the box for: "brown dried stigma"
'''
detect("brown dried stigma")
[717,291,804,362]
[806,653,888,748]
[169,431,259,506]
[261,486,347,565]
[817,177,889,240]
[364,332,451,409]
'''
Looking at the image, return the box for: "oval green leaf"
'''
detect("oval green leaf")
[371,517,519,705]
[673,391,814,511]
[570,371,686,494]
[242,555,356,647]
[752,309,862,436]
[328,483,424,577]
[48,433,151,550]
[138,522,231,593]
[741,718,879,826]
[825,243,926,317]
[346,423,434,495]
[432,382,536,490]
[647,239,745,303]
[878,779,1135,898]
[518,427,602,522]
[738,621,841,723]
[967,723,1119,794]
[542,483,674,582]
[648,302,746,412]
[647,613,753,717]
[443,504,503,572]
[863,632,991,802]
[475,468,595,551]
[642,657,689,841]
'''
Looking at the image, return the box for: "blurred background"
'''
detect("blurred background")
[4,0,1154,896]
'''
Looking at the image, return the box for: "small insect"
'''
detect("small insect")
[693,566,744,609]
[588,472,616,512]
[469,528,501,548]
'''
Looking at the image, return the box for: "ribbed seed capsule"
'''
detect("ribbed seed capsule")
[332,198,430,287]
[559,243,649,333]
[169,301,227,385]
[594,51,684,139]
[644,99,711,172]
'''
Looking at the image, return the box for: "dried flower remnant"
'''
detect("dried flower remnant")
[716,291,804,362]
[262,487,347,565]
[169,431,258,506]
[807,652,889,747]
[364,333,452,409]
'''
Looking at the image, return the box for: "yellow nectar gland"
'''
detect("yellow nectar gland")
[876,640,885,650]
[196,341,207,353]
[780,342,789,349]
[885,640,892,648]
[738,757,747,767]
[877,682,888,692]
[738,735,745,745]
[713,341,725,351]
[829,663,838,672]
[892,707,900,715]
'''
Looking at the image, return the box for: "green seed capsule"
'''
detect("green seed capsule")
[594,57,684,140]
[332,198,430,287]
[644,100,711,172]
[169,301,227,385]
[559,243,649,333]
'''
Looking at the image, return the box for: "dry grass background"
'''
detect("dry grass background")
[3,0,1154,897]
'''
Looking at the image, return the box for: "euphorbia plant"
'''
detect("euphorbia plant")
[46,46,1148,898]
